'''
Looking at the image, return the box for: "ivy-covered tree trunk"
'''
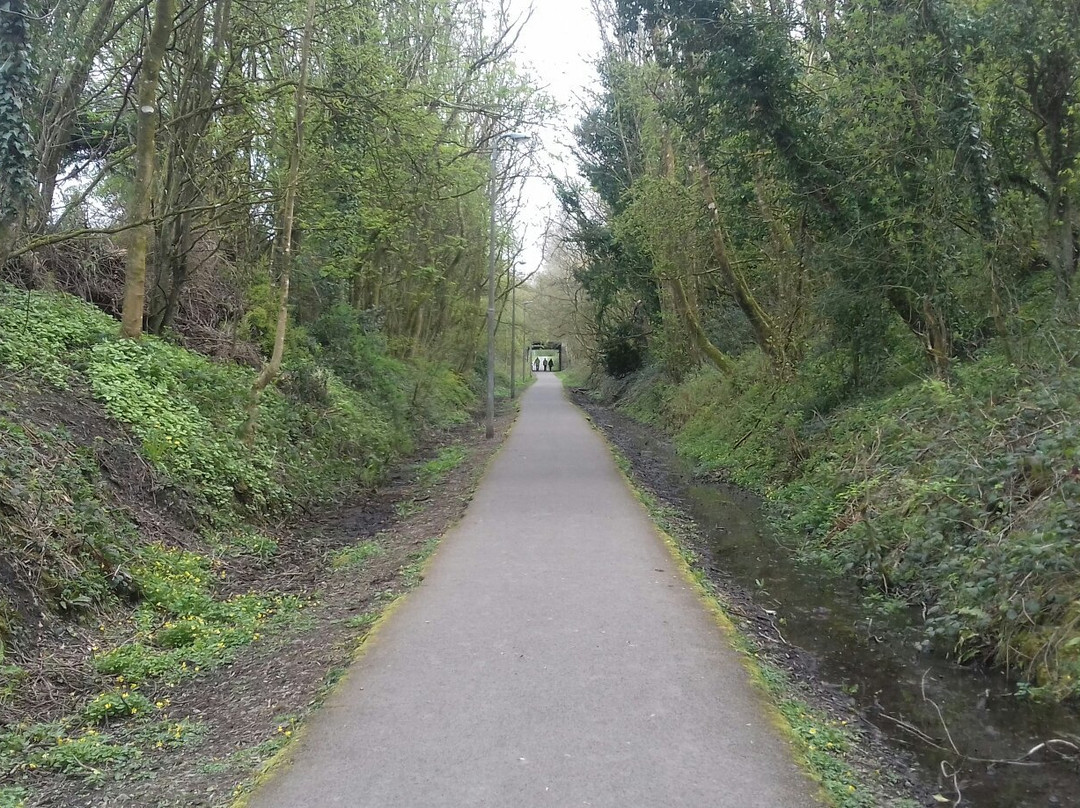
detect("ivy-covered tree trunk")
[120,0,176,338]
[0,0,35,265]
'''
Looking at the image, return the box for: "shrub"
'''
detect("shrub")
[611,344,1080,697]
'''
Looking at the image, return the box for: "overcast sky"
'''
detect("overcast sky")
[506,0,602,275]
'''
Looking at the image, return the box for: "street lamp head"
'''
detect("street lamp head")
[500,132,530,143]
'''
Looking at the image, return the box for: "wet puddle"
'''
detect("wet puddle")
[620,422,1080,807]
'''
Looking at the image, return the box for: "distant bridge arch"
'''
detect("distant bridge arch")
[527,341,568,372]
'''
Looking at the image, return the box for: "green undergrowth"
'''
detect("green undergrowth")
[0,414,136,623]
[0,787,27,808]
[0,538,296,785]
[0,714,207,787]
[605,442,906,808]
[604,331,1080,700]
[417,446,467,487]
[92,543,301,684]
[0,286,474,522]
[0,285,475,649]
[331,539,385,570]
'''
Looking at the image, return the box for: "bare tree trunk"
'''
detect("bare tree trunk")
[1060,196,1076,297]
[34,0,119,231]
[120,0,175,338]
[149,0,233,334]
[242,0,317,443]
[885,285,951,376]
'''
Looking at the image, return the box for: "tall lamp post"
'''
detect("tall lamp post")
[486,132,529,439]
[509,259,526,399]
[521,300,532,382]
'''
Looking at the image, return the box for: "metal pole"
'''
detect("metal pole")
[485,143,499,439]
[510,268,516,399]
[522,301,531,381]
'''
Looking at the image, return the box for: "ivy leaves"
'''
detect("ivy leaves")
[0,0,34,226]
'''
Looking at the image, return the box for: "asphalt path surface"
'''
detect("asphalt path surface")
[248,373,819,807]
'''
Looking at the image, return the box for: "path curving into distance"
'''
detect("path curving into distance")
[247,373,819,808]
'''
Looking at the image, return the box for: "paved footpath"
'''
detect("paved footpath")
[249,374,819,808]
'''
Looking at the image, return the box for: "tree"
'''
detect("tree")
[242,0,317,442]
[120,0,175,338]
[0,0,34,264]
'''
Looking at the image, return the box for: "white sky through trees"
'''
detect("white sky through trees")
[508,0,601,275]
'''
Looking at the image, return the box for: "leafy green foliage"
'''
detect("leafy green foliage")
[82,690,155,724]
[88,338,284,512]
[0,786,27,808]
[416,446,467,487]
[0,287,472,522]
[23,730,135,776]
[0,285,117,387]
[1,723,138,782]
[570,0,1080,701]
[216,528,279,561]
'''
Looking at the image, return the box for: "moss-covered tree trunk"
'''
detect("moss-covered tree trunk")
[120,0,175,338]
[666,274,735,374]
[696,160,783,365]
